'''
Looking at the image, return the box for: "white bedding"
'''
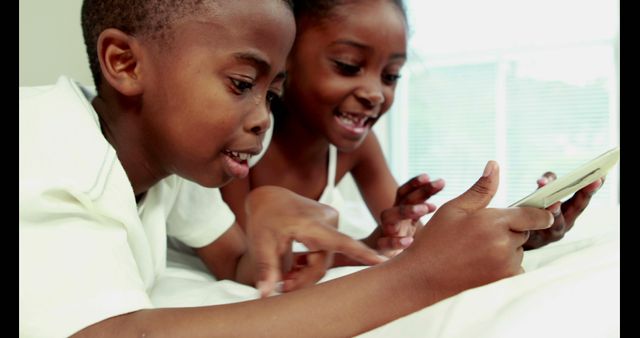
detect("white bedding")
[153,205,620,337]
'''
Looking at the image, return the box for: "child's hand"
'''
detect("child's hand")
[400,161,554,295]
[244,186,386,297]
[524,172,605,250]
[375,174,445,256]
[281,251,334,293]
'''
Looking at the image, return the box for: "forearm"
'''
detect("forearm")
[220,179,250,231]
[195,224,256,285]
[74,255,438,338]
[233,257,434,337]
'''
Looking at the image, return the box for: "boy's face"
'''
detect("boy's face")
[137,0,295,187]
[285,0,407,151]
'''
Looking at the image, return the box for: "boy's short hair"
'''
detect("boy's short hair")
[81,0,293,91]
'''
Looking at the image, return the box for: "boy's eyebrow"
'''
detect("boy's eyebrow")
[330,39,407,61]
[233,52,271,75]
[233,52,286,81]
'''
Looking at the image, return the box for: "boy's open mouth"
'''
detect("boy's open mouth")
[223,149,253,163]
[221,149,255,179]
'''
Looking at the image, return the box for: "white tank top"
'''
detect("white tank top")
[251,119,347,251]
[292,145,346,252]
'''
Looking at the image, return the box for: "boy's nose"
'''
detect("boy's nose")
[248,105,271,136]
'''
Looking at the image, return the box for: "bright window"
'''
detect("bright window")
[376,0,620,208]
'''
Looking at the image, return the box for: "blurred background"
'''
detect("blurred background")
[20,0,92,86]
[20,0,620,229]
[375,0,620,213]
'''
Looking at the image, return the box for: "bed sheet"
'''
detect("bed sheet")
[153,205,620,337]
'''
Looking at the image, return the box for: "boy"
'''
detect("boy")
[19,0,570,336]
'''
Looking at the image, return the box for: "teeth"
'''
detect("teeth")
[337,111,376,127]
[225,150,252,161]
[338,114,358,126]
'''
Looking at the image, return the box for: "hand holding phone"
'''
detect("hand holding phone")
[510,147,620,208]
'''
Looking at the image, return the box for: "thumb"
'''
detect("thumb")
[449,161,500,212]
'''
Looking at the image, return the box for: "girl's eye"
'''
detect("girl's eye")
[231,78,254,93]
[382,73,402,85]
[266,91,280,103]
[266,91,282,111]
[334,60,361,76]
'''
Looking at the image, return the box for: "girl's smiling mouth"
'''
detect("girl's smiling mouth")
[333,109,378,135]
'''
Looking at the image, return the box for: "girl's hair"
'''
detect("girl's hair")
[293,0,406,21]
[272,0,408,122]
[81,0,294,90]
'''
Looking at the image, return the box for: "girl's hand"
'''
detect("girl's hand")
[372,174,445,256]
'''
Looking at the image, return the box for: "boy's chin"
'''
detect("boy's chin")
[217,176,236,187]
[189,174,231,189]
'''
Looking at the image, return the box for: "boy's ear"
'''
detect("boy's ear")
[97,28,144,96]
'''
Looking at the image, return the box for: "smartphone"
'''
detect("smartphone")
[509,146,620,208]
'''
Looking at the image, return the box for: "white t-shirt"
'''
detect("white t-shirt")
[19,76,235,338]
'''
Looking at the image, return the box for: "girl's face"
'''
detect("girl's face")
[285,0,407,151]
[137,0,295,187]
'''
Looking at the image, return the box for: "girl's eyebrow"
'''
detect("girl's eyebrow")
[273,71,287,83]
[330,39,370,52]
[389,53,407,61]
[329,39,406,61]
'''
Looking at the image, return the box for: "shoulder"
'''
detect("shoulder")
[20,76,124,201]
[167,178,236,248]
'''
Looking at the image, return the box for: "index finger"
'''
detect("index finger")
[400,180,445,205]
[396,174,431,202]
[506,207,555,232]
[296,225,387,265]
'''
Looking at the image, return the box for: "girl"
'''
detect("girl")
[221,0,445,289]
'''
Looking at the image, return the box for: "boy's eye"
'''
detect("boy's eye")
[231,78,254,93]
[382,73,402,85]
[333,60,361,76]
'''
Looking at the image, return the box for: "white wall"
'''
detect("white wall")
[16,0,384,233]
[19,0,93,86]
